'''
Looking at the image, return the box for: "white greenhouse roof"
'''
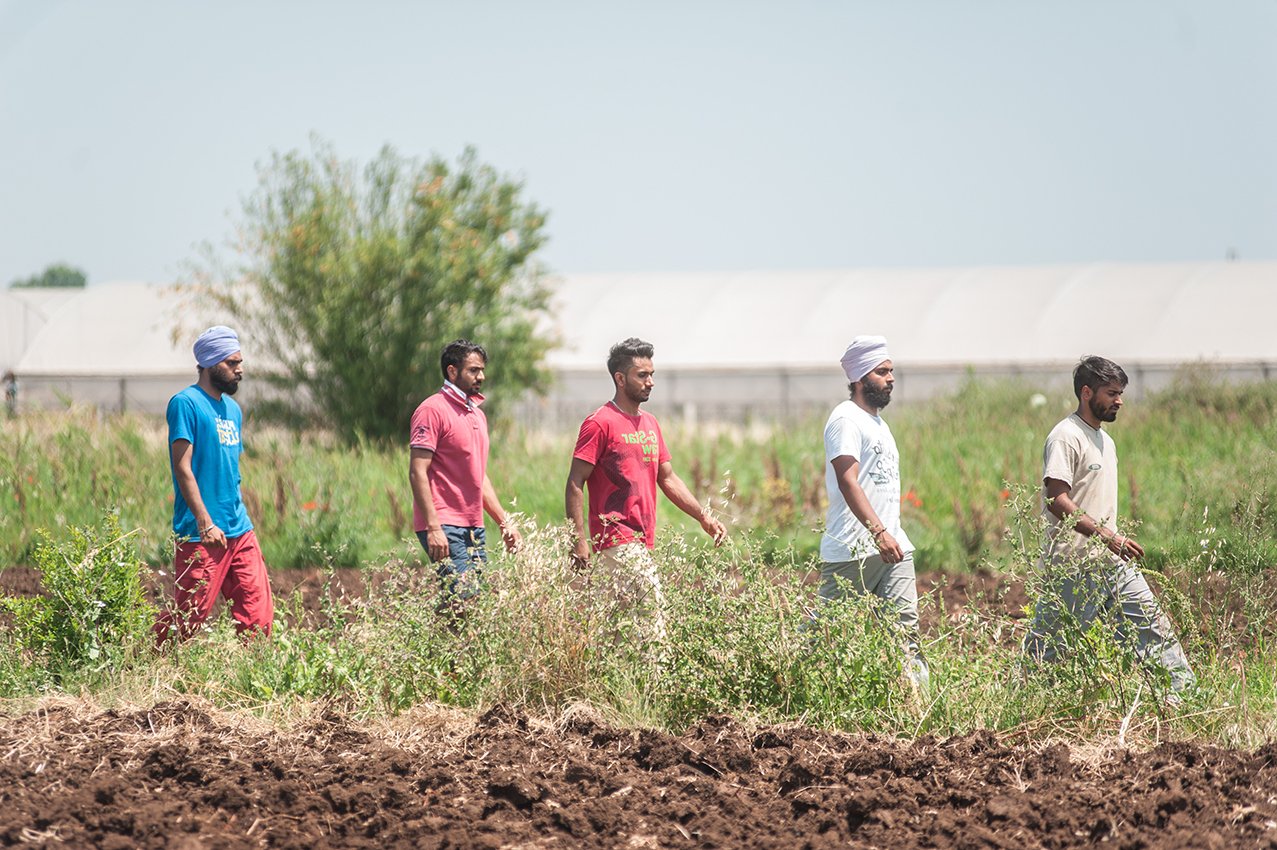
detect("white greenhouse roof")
[545,262,1277,370]
[4,262,1276,378]
[0,287,80,373]
[10,282,201,376]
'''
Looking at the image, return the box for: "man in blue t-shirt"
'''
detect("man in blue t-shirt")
[154,326,273,644]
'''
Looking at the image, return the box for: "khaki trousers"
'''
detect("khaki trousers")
[595,542,667,647]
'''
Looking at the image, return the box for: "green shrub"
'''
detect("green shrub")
[0,512,156,687]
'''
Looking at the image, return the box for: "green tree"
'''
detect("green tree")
[10,263,87,288]
[193,139,556,441]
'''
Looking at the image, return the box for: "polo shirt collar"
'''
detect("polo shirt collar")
[442,380,485,409]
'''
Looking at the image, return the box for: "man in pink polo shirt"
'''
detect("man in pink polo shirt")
[566,337,726,641]
[409,339,521,601]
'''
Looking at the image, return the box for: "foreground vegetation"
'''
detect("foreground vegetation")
[1,502,1274,748]
[1,375,1275,745]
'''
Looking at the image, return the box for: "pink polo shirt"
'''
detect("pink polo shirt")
[409,383,490,530]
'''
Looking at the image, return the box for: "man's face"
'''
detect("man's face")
[616,357,655,405]
[1085,382,1125,422]
[209,353,243,396]
[448,353,487,395]
[859,360,895,410]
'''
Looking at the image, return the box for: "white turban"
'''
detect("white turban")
[194,326,241,368]
[840,335,891,383]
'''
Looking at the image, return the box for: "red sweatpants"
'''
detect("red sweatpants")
[153,529,274,645]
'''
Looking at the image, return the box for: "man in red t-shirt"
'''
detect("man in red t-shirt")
[566,337,726,640]
[409,339,521,602]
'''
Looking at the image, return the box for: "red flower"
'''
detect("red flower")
[301,500,319,511]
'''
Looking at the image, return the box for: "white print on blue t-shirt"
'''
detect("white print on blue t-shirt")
[216,417,240,447]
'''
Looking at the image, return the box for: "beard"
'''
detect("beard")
[863,383,892,410]
[1089,395,1117,422]
[211,371,240,396]
[624,384,651,405]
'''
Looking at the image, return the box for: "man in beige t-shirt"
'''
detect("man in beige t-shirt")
[1024,356,1195,698]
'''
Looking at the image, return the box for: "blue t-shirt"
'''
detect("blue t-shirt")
[167,385,252,540]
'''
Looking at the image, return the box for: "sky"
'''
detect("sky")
[1,0,1274,286]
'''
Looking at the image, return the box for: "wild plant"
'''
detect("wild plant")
[0,512,155,687]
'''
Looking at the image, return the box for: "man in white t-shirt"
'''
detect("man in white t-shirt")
[818,335,927,685]
[1023,355,1195,697]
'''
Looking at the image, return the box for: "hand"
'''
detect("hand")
[570,538,591,572]
[199,522,227,548]
[425,526,449,562]
[501,524,522,554]
[1105,532,1144,561]
[874,530,904,564]
[700,512,727,546]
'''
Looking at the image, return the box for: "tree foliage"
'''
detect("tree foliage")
[10,263,87,288]
[195,139,556,442]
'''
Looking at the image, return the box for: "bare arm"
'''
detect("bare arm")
[171,439,225,547]
[657,461,726,545]
[1044,478,1144,560]
[409,447,448,562]
[565,458,594,567]
[482,474,521,553]
[830,454,903,564]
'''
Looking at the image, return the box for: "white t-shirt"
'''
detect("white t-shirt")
[1041,413,1120,566]
[821,400,913,562]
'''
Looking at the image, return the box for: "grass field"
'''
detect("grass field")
[1,375,1276,746]
[3,374,1275,574]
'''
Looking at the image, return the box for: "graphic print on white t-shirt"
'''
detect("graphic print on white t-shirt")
[866,439,899,485]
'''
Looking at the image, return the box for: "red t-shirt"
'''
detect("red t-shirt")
[572,401,671,551]
[409,386,489,530]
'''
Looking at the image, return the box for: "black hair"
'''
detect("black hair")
[440,339,488,380]
[607,337,654,378]
[1073,355,1128,399]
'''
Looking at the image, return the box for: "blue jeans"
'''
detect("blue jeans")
[416,525,486,599]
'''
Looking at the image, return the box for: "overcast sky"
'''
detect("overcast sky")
[1,0,1274,286]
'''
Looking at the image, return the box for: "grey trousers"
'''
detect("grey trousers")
[1023,560,1196,692]
[819,553,921,655]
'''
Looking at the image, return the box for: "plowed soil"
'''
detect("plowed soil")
[3,699,1277,850]
[4,566,1276,848]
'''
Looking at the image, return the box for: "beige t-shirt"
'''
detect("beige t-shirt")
[1040,413,1120,566]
